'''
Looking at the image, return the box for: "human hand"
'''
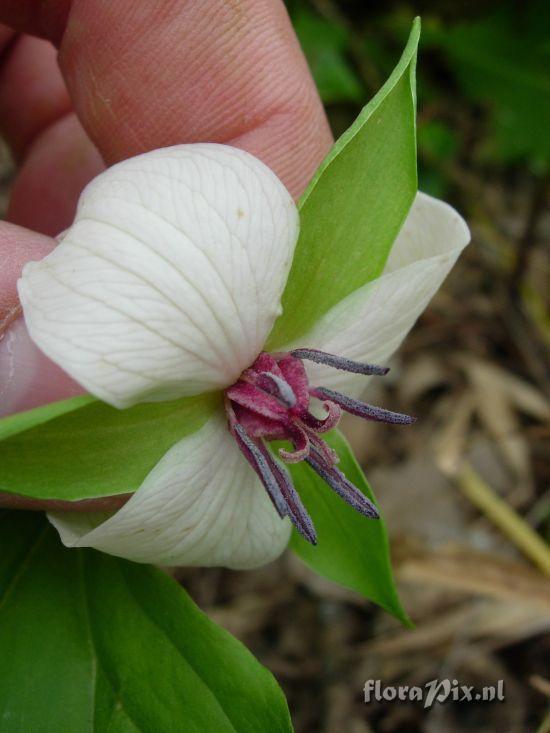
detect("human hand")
[0,0,333,509]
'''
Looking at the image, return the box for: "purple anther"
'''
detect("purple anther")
[307,450,379,519]
[312,386,415,425]
[306,430,339,467]
[255,440,317,545]
[232,423,288,518]
[291,348,389,376]
[233,422,317,544]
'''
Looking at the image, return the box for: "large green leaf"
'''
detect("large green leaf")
[0,511,293,733]
[285,430,410,626]
[267,18,419,349]
[0,393,219,501]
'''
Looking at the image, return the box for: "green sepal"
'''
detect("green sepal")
[0,393,219,501]
[282,430,411,626]
[268,18,420,349]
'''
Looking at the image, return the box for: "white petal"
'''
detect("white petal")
[19,144,298,408]
[286,192,470,396]
[48,411,291,569]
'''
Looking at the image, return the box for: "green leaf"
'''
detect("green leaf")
[267,18,419,349]
[0,394,95,442]
[0,393,219,501]
[285,430,410,626]
[0,511,294,733]
[292,6,363,104]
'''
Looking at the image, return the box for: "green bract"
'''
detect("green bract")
[285,431,410,625]
[0,393,218,500]
[267,18,419,348]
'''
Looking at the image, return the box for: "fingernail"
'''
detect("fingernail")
[0,317,84,417]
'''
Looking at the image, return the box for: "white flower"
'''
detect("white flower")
[18,144,469,569]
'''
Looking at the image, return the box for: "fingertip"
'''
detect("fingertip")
[7,114,103,235]
[58,0,332,198]
[0,222,84,416]
[0,317,84,418]
[0,222,54,324]
[0,34,71,160]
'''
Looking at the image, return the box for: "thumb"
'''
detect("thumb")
[0,222,83,418]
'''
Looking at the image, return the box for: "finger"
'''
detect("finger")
[0,2,70,45]
[60,0,332,197]
[0,222,53,327]
[0,32,103,234]
[0,34,100,426]
[7,112,103,234]
[0,32,70,160]
[0,222,83,419]
[0,0,333,199]
[0,317,84,417]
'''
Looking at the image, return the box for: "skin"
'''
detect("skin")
[0,0,333,510]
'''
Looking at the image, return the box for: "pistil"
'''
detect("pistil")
[225,349,414,544]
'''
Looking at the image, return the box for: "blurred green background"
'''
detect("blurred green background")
[288,0,549,187]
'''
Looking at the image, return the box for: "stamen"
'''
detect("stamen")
[312,386,415,425]
[233,423,317,544]
[306,430,339,467]
[307,449,379,519]
[255,372,296,408]
[255,440,317,545]
[232,423,288,518]
[291,348,389,376]
[224,348,414,541]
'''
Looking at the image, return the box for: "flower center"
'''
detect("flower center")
[224,349,414,545]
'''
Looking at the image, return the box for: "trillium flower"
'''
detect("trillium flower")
[18,144,469,569]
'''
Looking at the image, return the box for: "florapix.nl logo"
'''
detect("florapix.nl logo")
[363,679,505,709]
